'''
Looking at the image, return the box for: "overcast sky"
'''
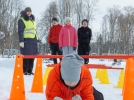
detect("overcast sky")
[24,0,134,32]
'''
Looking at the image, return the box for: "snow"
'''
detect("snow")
[41,36,47,44]
[0,58,125,100]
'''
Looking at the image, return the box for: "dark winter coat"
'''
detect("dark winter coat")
[18,11,38,55]
[78,27,92,45]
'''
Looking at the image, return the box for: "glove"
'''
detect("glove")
[20,42,24,48]
[54,97,63,100]
[73,47,76,51]
[72,95,82,100]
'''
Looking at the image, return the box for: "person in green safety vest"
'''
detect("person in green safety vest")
[18,7,38,75]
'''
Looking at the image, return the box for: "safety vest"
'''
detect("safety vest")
[20,18,38,40]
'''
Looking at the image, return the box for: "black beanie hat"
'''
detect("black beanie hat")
[52,17,58,22]
[25,7,32,12]
[82,19,89,24]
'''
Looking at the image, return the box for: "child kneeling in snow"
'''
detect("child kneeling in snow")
[46,54,104,100]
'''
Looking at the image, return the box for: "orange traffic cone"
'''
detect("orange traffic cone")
[31,58,43,93]
[122,59,129,96]
[9,55,26,100]
[123,58,134,100]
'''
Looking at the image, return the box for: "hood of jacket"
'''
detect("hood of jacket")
[20,11,35,21]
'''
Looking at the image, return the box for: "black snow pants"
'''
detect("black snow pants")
[50,42,62,64]
[93,87,104,100]
[78,44,91,64]
[23,58,35,73]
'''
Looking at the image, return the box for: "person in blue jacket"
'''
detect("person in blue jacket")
[18,7,38,75]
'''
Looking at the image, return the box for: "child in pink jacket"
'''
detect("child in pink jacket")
[59,17,78,55]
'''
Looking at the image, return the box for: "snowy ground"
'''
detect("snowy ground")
[0,58,126,100]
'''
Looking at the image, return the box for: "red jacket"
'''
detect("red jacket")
[48,24,63,44]
[59,25,78,48]
[46,63,94,100]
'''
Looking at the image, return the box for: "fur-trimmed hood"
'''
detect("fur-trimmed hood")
[20,11,35,21]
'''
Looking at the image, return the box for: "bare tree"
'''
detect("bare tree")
[0,0,24,56]
[93,6,134,55]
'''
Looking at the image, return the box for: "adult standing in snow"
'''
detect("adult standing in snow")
[59,17,78,55]
[46,54,104,100]
[48,17,63,64]
[78,19,92,64]
[18,7,38,75]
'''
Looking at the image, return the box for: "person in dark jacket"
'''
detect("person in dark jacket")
[48,17,63,64]
[78,19,92,64]
[18,7,38,75]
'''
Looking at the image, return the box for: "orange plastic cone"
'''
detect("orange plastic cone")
[31,58,43,93]
[9,55,26,100]
[123,58,134,100]
[122,59,129,96]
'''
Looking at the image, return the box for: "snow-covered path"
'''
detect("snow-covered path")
[0,58,125,100]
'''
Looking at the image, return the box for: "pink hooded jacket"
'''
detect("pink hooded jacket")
[59,25,78,48]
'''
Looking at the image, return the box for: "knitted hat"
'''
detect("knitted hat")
[52,17,58,22]
[61,54,84,82]
[82,19,89,24]
[25,7,32,12]
[65,17,71,22]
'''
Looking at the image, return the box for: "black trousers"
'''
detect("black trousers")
[78,44,91,64]
[93,87,104,100]
[23,58,35,73]
[50,42,62,64]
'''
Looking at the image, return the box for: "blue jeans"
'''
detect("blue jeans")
[62,46,74,55]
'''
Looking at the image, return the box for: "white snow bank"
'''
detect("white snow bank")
[0,58,125,100]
